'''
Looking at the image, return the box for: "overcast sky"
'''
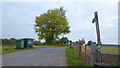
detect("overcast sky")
[1,0,119,44]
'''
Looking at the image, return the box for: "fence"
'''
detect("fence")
[73,42,120,66]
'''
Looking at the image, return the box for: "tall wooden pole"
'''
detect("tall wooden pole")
[92,11,101,44]
[92,11,102,63]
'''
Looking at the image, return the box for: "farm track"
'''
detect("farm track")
[2,47,67,66]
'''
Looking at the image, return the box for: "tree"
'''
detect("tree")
[34,7,70,44]
[33,40,43,46]
[79,38,86,45]
[10,38,16,40]
[69,40,72,45]
[87,40,92,46]
[60,37,69,44]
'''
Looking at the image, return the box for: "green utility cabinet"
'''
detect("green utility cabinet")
[16,40,24,49]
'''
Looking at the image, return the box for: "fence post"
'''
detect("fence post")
[79,45,81,57]
[85,45,87,63]
[90,42,96,66]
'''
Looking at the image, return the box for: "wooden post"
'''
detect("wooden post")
[79,45,81,56]
[92,11,102,63]
[92,11,101,44]
[85,45,86,63]
[90,42,96,66]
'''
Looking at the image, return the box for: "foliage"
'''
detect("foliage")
[2,38,16,46]
[87,40,92,46]
[69,45,74,49]
[59,37,69,44]
[34,7,70,44]
[33,40,43,46]
[69,40,72,45]
[79,38,86,45]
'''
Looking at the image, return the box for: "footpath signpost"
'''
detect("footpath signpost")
[92,11,102,63]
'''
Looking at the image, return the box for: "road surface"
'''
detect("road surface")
[2,47,66,66]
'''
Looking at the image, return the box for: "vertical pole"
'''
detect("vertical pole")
[94,12,101,44]
[90,42,96,66]
[79,45,81,56]
[92,11,102,63]
[78,39,81,57]
[78,44,80,57]
[85,45,86,63]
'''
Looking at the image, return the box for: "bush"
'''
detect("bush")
[33,41,43,46]
[2,38,16,46]
[69,45,74,49]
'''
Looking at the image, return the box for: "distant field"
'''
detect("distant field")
[101,46,119,55]
[86,46,119,55]
[80,46,119,66]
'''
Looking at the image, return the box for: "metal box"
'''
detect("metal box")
[22,38,34,48]
[16,39,24,49]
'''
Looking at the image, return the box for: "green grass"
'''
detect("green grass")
[65,47,89,66]
[1,45,68,55]
[2,45,37,54]
[112,62,120,66]
[85,46,119,55]
[101,46,119,55]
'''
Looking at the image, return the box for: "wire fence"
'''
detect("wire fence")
[73,42,120,66]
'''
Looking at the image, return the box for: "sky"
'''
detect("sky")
[1,0,119,44]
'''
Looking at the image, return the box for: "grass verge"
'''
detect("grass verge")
[65,47,89,66]
[1,45,67,55]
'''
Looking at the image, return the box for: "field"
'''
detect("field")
[101,46,119,55]
[81,45,120,66]
[1,45,67,54]
[86,46,119,55]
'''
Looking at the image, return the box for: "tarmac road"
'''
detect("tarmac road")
[2,47,66,66]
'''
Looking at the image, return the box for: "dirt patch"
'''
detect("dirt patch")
[101,55,119,64]
[80,51,119,65]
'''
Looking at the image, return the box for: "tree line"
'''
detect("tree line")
[1,37,92,46]
[32,37,70,46]
[2,38,16,46]
[1,37,71,46]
